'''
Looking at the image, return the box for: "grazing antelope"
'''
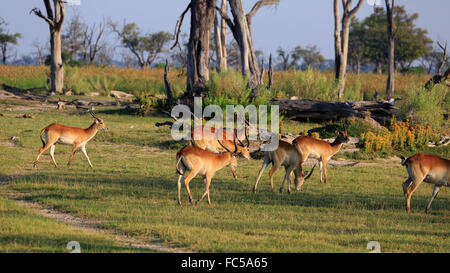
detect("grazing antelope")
[33,107,108,168]
[176,145,238,205]
[253,140,316,193]
[292,130,349,187]
[190,125,250,178]
[400,153,449,213]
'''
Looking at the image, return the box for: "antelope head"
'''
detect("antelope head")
[89,107,108,130]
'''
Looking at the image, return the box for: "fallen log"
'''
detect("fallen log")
[273,98,399,125]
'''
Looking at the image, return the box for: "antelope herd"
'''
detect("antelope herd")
[33,108,448,213]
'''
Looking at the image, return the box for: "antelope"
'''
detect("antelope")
[189,125,250,178]
[190,125,250,158]
[176,145,238,205]
[253,140,316,193]
[292,130,349,187]
[33,107,108,168]
[400,153,449,213]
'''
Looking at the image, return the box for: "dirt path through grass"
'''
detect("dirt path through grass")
[3,190,192,253]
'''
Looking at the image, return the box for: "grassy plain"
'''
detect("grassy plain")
[0,99,448,252]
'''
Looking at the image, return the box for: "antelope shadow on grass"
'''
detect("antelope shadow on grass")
[11,171,449,213]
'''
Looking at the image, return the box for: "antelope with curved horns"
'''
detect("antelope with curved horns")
[33,107,108,168]
[159,108,251,160]
[292,129,349,187]
[176,144,238,205]
[400,153,449,213]
[189,125,250,178]
[253,140,316,193]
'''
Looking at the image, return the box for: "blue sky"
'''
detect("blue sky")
[2,0,450,60]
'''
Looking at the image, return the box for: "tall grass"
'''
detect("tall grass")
[1,65,447,129]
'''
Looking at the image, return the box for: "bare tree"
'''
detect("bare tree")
[31,0,65,94]
[172,0,217,96]
[81,20,106,63]
[436,41,448,75]
[62,12,84,61]
[216,0,279,89]
[95,43,114,65]
[333,0,364,100]
[226,39,241,70]
[214,0,228,72]
[385,0,395,99]
[276,47,291,71]
[32,39,47,65]
[267,53,273,90]
[424,41,450,90]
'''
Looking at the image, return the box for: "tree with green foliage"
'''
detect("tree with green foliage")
[291,45,325,70]
[111,22,172,69]
[348,18,366,74]
[358,6,432,73]
[0,18,21,65]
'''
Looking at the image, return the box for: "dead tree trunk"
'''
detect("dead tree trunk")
[385,0,395,100]
[164,59,173,102]
[334,0,364,100]
[214,0,227,72]
[172,1,216,97]
[274,98,398,125]
[31,0,65,94]
[188,0,217,96]
[267,53,273,90]
[424,41,449,90]
[217,0,278,90]
[425,67,450,90]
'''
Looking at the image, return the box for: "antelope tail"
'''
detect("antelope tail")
[176,153,186,175]
[39,127,48,148]
[304,163,317,180]
[400,156,407,166]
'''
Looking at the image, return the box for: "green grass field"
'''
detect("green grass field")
[0,98,448,253]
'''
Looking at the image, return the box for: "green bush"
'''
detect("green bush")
[399,85,448,129]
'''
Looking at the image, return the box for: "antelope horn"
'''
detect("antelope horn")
[235,128,245,147]
[245,124,250,148]
[89,106,99,120]
[236,119,251,148]
[216,128,237,154]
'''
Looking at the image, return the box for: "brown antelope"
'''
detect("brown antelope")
[292,130,349,187]
[400,153,449,213]
[253,140,316,193]
[176,145,238,205]
[33,107,108,168]
[189,125,250,178]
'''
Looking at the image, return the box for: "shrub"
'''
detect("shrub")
[399,85,447,130]
[360,117,440,153]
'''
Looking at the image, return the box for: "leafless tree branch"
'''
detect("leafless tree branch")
[30,8,55,27]
[171,3,191,50]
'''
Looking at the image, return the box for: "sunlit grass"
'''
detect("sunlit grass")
[0,103,448,252]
